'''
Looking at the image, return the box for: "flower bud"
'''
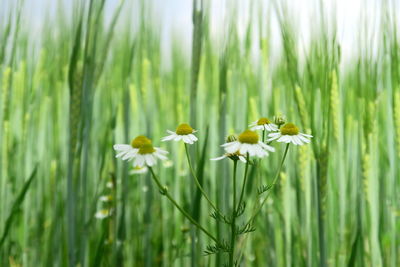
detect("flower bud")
[274,115,286,127]
[226,134,237,143]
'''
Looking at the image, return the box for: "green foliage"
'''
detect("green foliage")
[0,0,399,266]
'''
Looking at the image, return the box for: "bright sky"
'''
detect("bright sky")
[3,0,397,66]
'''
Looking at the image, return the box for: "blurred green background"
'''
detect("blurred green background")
[0,0,399,266]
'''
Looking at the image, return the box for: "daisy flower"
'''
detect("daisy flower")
[99,195,113,202]
[161,123,198,144]
[132,143,168,168]
[211,134,246,162]
[249,117,278,132]
[267,123,313,145]
[113,135,152,161]
[211,152,247,163]
[95,209,112,220]
[129,166,148,175]
[221,130,275,158]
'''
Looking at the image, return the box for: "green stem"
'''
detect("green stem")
[237,153,250,213]
[258,130,266,186]
[247,143,290,224]
[235,143,290,265]
[184,144,222,216]
[229,160,238,267]
[148,167,218,243]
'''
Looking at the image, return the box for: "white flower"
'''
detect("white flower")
[99,195,113,202]
[95,209,111,220]
[211,152,247,163]
[161,123,198,144]
[267,123,313,145]
[249,117,278,132]
[106,181,113,188]
[113,135,152,161]
[129,166,148,174]
[132,143,168,168]
[162,160,174,168]
[221,130,275,158]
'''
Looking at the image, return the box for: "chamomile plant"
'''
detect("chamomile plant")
[267,123,313,145]
[113,117,312,266]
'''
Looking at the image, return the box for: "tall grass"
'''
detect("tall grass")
[0,0,399,266]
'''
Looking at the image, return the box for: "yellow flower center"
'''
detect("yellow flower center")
[176,123,194,135]
[238,130,259,144]
[280,123,299,135]
[131,135,152,148]
[257,117,271,125]
[138,144,156,155]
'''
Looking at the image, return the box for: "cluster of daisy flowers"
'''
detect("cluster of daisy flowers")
[107,116,314,263]
[112,117,312,172]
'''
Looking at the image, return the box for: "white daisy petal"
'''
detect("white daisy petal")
[154,148,169,154]
[255,146,267,157]
[268,132,281,137]
[134,156,145,168]
[298,134,311,143]
[122,150,137,160]
[286,136,294,143]
[258,142,275,152]
[267,133,281,142]
[239,156,247,163]
[167,130,176,134]
[301,133,313,138]
[211,155,227,161]
[290,135,299,145]
[221,142,233,147]
[182,135,192,144]
[189,134,198,141]
[162,134,177,141]
[155,153,168,160]
[239,144,251,155]
[116,151,129,158]
[145,154,156,166]
[113,144,131,151]
[277,135,288,143]
[224,142,241,154]
[294,135,304,145]
[252,125,263,131]
[267,124,277,131]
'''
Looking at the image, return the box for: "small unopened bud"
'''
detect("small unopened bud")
[181,226,190,233]
[226,134,237,143]
[274,115,286,127]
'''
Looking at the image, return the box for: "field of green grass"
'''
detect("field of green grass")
[0,0,399,266]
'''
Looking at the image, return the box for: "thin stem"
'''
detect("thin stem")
[237,153,250,213]
[184,143,222,216]
[258,130,266,186]
[262,129,266,143]
[236,143,291,265]
[247,143,290,224]
[229,160,238,267]
[148,167,218,243]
